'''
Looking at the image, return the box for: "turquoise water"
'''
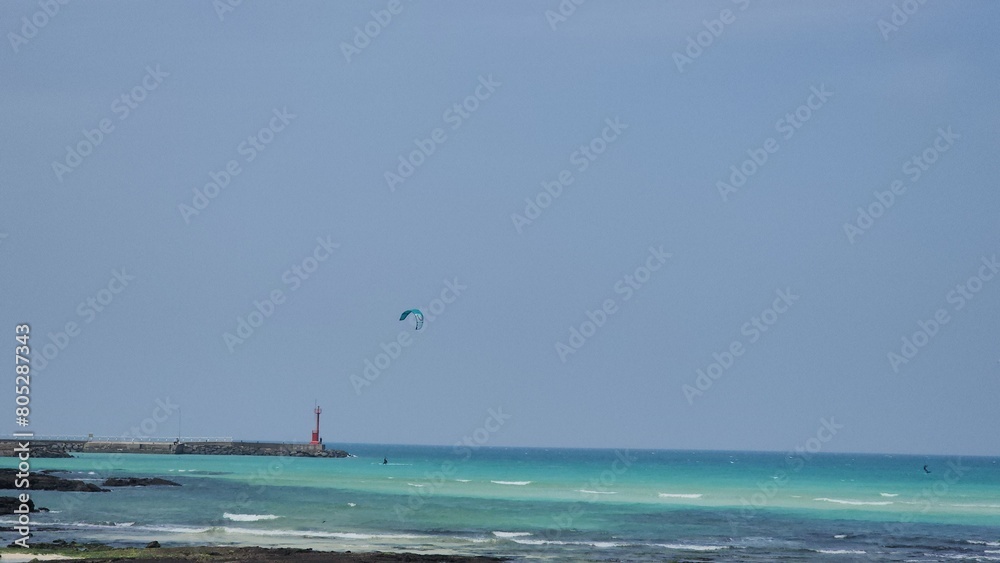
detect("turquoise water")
[6,445,1000,561]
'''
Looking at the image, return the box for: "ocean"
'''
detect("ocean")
[6,445,1000,561]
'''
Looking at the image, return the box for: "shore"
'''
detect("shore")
[1,543,507,562]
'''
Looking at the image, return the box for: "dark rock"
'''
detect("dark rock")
[0,468,107,492]
[0,496,46,512]
[102,477,181,487]
[31,448,74,458]
[146,540,161,548]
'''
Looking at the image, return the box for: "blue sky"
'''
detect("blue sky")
[2,0,998,455]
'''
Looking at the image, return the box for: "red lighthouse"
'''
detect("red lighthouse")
[310,405,322,445]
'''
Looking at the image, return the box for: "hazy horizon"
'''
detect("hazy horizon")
[2,1,998,457]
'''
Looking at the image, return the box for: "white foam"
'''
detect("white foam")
[656,543,728,551]
[347,503,356,507]
[511,538,624,548]
[406,482,426,487]
[880,493,899,497]
[968,540,1000,547]
[493,531,532,538]
[511,539,567,546]
[321,531,424,540]
[455,479,471,482]
[223,513,281,522]
[658,493,703,499]
[816,549,866,554]
[813,497,893,506]
[212,527,427,540]
[833,534,847,539]
[491,480,531,485]
[577,489,617,494]
[133,524,214,534]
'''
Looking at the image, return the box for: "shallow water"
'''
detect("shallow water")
[6,445,1000,561]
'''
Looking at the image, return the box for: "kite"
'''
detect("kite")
[399,309,424,330]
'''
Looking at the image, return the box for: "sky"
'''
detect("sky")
[1,1,998,456]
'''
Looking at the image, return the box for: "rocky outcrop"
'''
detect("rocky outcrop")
[0,496,47,512]
[103,477,181,487]
[0,468,108,492]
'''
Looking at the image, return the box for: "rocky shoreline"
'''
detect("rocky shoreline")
[0,469,183,492]
[0,468,107,492]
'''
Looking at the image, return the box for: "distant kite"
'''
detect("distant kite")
[399,309,424,330]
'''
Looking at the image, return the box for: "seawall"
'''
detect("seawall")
[0,439,348,458]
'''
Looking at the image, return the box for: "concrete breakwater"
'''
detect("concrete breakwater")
[0,439,348,458]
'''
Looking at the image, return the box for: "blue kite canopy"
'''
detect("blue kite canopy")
[399,309,424,330]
